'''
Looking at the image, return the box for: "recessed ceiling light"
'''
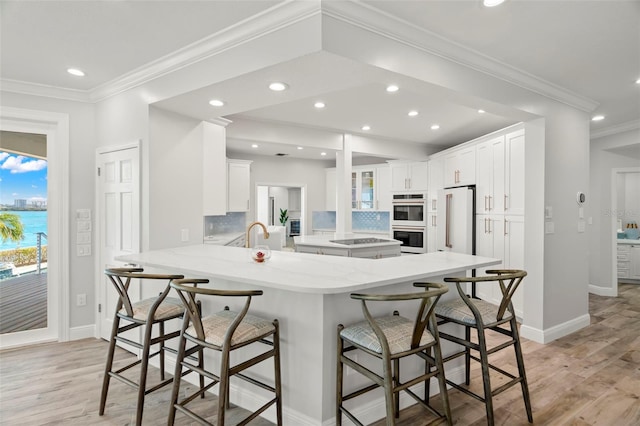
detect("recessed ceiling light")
[362,125,371,131]
[430,124,440,130]
[269,82,288,91]
[636,78,640,84]
[592,115,605,121]
[251,144,259,148]
[314,102,325,109]
[408,111,419,117]
[320,152,327,156]
[478,109,486,114]
[483,0,505,7]
[67,68,85,77]
[386,85,399,93]
[297,146,303,150]
[209,99,225,107]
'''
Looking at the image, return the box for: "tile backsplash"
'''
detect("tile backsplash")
[204,212,246,236]
[312,210,389,232]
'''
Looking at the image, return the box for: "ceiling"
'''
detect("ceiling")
[1,1,638,160]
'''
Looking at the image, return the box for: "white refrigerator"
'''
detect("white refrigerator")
[436,186,475,255]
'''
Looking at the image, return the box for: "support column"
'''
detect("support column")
[336,134,352,235]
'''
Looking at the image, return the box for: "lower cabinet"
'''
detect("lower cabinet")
[295,244,400,258]
[475,214,524,317]
[296,245,349,257]
[618,243,640,281]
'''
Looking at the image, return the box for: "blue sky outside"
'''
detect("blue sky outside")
[0,151,48,206]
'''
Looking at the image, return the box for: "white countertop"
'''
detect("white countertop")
[116,244,500,294]
[617,238,640,245]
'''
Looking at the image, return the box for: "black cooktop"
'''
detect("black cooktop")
[329,238,392,245]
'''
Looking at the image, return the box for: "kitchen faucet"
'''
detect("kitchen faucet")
[245,221,269,248]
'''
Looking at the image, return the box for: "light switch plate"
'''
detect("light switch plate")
[545,222,555,234]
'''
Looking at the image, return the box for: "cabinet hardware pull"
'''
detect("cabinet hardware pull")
[484,217,488,233]
[484,196,488,211]
[445,193,452,248]
[488,195,492,211]
[504,194,508,210]
[488,218,492,234]
[504,219,508,236]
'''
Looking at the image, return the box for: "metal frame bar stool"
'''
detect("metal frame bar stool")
[337,282,452,426]
[99,267,187,426]
[434,269,533,426]
[168,278,282,426]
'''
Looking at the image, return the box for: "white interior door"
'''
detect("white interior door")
[97,145,140,341]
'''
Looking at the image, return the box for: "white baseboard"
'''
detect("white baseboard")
[69,324,96,341]
[588,284,617,297]
[520,313,590,344]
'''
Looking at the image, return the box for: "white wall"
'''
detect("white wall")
[589,128,640,294]
[1,91,96,329]
[149,106,209,249]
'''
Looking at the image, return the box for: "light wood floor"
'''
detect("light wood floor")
[0,284,638,425]
[0,272,47,334]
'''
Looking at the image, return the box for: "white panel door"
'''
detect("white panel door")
[98,146,140,341]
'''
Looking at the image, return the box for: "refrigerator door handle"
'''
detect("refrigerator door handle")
[445,193,452,248]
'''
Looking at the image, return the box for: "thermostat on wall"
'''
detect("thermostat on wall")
[576,192,586,205]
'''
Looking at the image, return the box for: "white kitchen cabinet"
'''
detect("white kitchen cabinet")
[426,211,438,253]
[289,187,301,212]
[475,215,524,318]
[444,146,475,187]
[375,165,392,211]
[476,135,505,214]
[427,157,443,213]
[227,159,251,212]
[617,244,631,278]
[202,122,227,216]
[630,245,640,280]
[325,168,336,211]
[296,245,349,257]
[504,129,525,215]
[352,167,375,210]
[389,161,428,192]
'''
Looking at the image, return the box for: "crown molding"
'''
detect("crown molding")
[205,117,233,127]
[322,1,599,113]
[591,119,640,140]
[0,79,91,103]
[89,0,320,102]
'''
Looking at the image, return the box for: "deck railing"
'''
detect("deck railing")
[36,232,47,275]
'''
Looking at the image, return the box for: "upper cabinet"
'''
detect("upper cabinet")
[444,146,475,187]
[476,129,524,215]
[389,161,428,192]
[227,159,252,212]
[375,165,392,211]
[202,122,227,216]
[352,167,375,210]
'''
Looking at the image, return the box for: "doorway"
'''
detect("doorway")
[256,184,305,248]
[0,106,69,349]
[611,168,640,296]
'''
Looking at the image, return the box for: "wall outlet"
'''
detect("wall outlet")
[77,293,87,306]
[181,228,189,242]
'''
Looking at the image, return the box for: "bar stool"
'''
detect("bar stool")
[168,278,282,426]
[99,267,186,426]
[434,269,533,426]
[337,282,452,426]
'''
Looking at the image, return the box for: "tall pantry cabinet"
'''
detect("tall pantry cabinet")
[475,127,526,317]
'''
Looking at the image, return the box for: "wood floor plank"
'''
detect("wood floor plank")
[1,283,638,425]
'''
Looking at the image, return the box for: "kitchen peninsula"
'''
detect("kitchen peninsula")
[117,245,500,425]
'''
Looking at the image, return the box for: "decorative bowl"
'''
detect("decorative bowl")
[250,245,271,263]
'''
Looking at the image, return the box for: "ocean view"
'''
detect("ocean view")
[0,211,47,252]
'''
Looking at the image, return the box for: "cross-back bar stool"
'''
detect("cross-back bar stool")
[337,282,452,426]
[433,269,533,426]
[168,278,282,426]
[99,267,186,426]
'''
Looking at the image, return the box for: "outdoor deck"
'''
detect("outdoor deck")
[0,272,47,334]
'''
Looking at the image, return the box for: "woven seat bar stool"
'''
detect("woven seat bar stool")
[99,267,187,426]
[433,269,533,426]
[168,278,282,426]
[337,282,452,426]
